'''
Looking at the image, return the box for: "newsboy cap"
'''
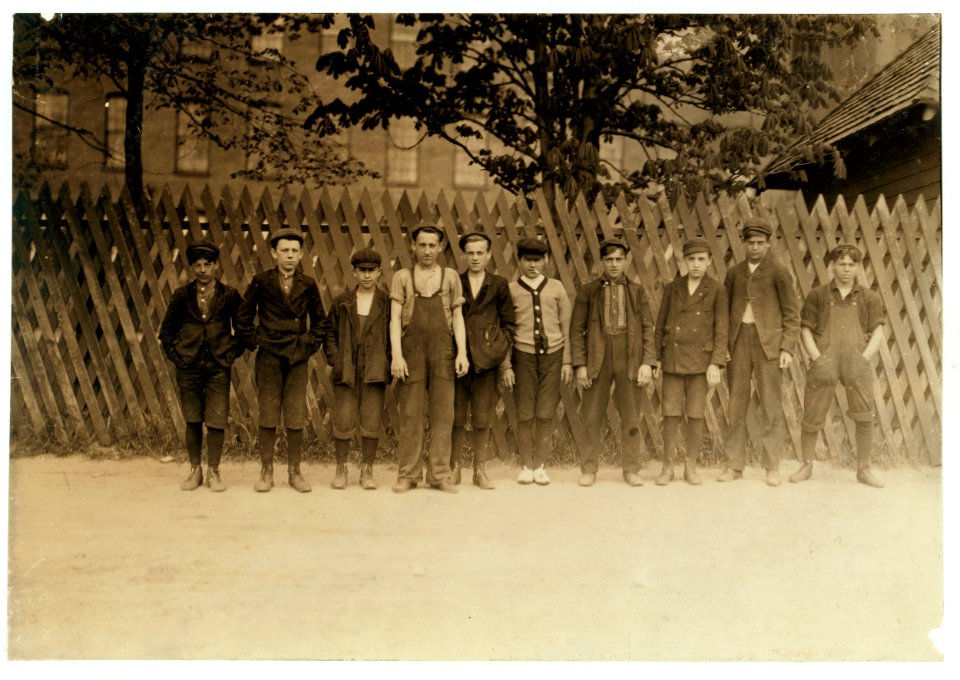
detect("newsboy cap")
[741,216,772,239]
[458,231,492,251]
[350,247,382,268]
[599,238,629,256]
[682,237,711,257]
[186,240,220,263]
[411,224,445,241]
[269,228,304,247]
[516,238,549,258]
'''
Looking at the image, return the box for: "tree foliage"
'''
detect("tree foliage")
[309,13,877,204]
[13,13,373,205]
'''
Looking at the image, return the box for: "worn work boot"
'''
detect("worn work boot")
[472,462,494,490]
[789,461,813,484]
[392,478,416,493]
[430,480,459,493]
[288,465,312,493]
[206,466,226,492]
[623,471,644,487]
[656,461,674,486]
[579,471,597,487]
[331,463,348,490]
[683,459,702,486]
[254,464,274,492]
[856,466,884,488]
[766,468,782,487]
[360,463,377,490]
[717,467,743,483]
[181,465,203,491]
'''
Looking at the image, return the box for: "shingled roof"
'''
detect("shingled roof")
[762,23,940,176]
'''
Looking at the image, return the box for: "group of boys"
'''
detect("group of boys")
[159,217,885,494]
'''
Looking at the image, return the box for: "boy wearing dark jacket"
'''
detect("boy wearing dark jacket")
[324,247,391,490]
[452,231,517,489]
[159,240,244,492]
[236,228,327,493]
[571,238,656,487]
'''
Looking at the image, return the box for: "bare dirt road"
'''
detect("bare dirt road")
[7,456,943,660]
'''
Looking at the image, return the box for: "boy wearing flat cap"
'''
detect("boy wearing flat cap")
[654,237,728,485]
[790,244,885,488]
[160,240,245,492]
[237,227,327,493]
[571,238,656,487]
[451,231,517,489]
[324,247,391,490]
[390,224,470,493]
[720,216,800,486]
[501,237,573,485]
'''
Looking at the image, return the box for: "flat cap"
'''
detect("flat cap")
[741,216,772,239]
[516,237,549,258]
[458,231,492,251]
[269,228,304,247]
[827,243,863,264]
[411,224,445,241]
[599,238,629,256]
[186,240,220,263]
[682,237,711,257]
[350,247,382,268]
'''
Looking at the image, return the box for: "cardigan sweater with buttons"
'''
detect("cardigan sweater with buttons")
[505,276,572,366]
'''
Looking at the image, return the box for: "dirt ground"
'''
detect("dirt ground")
[6,455,943,661]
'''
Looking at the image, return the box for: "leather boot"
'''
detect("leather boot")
[473,461,494,490]
[683,458,702,486]
[254,464,274,492]
[206,466,226,492]
[856,465,884,488]
[360,463,376,490]
[331,463,348,489]
[789,461,813,483]
[180,465,203,491]
[288,464,312,493]
[656,461,674,486]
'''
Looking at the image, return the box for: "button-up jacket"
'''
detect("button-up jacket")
[570,276,657,379]
[159,280,245,369]
[324,287,391,386]
[724,255,800,359]
[460,271,517,372]
[236,267,327,365]
[655,274,728,374]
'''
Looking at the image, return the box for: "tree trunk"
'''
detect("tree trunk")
[124,46,148,213]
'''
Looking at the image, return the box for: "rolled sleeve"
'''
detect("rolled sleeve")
[864,290,885,332]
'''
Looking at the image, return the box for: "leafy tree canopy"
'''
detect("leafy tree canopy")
[309,13,877,204]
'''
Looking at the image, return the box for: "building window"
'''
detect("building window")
[105,94,126,169]
[386,117,419,185]
[391,20,419,70]
[33,91,69,168]
[180,38,213,62]
[175,103,210,175]
[599,137,625,170]
[454,131,488,189]
[251,30,283,63]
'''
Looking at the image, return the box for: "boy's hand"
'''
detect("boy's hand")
[706,364,722,387]
[455,353,470,378]
[561,363,574,385]
[652,362,661,379]
[575,366,591,389]
[391,356,409,381]
[500,367,515,390]
[779,350,793,369]
[636,365,652,386]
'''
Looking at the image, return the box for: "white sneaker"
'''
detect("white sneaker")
[533,465,550,485]
[517,467,534,484]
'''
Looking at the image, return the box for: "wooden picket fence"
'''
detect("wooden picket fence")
[10,182,942,466]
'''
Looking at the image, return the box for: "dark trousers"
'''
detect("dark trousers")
[176,356,230,429]
[578,334,644,474]
[255,351,308,430]
[332,382,386,440]
[454,368,499,430]
[512,348,563,469]
[724,324,786,471]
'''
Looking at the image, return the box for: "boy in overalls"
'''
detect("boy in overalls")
[790,244,885,487]
[390,225,469,493]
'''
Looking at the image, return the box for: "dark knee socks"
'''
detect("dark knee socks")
[334,438,350,465]
[286,428,304,467]
[185,422,203,466]
[855,421,874,466]
[259,426,277,467]
[662,416,681,462]
[361,437,378,465]
[800,429,819,463]
[473,427,491,465]
[206,427,224,468]
[684,417,704,461]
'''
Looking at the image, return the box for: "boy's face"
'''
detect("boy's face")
[831,255,859,286]
[600,247,627,280]
[191,257,219,286]
[518,254,546,279]
[684,251,711,280]
[744,234,771,264]
[353,265,381,291]
[272,238,303,274]
[413,232,442,267]
[463,239,491,274]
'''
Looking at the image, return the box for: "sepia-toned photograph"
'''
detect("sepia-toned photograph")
[5,8,946,664]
